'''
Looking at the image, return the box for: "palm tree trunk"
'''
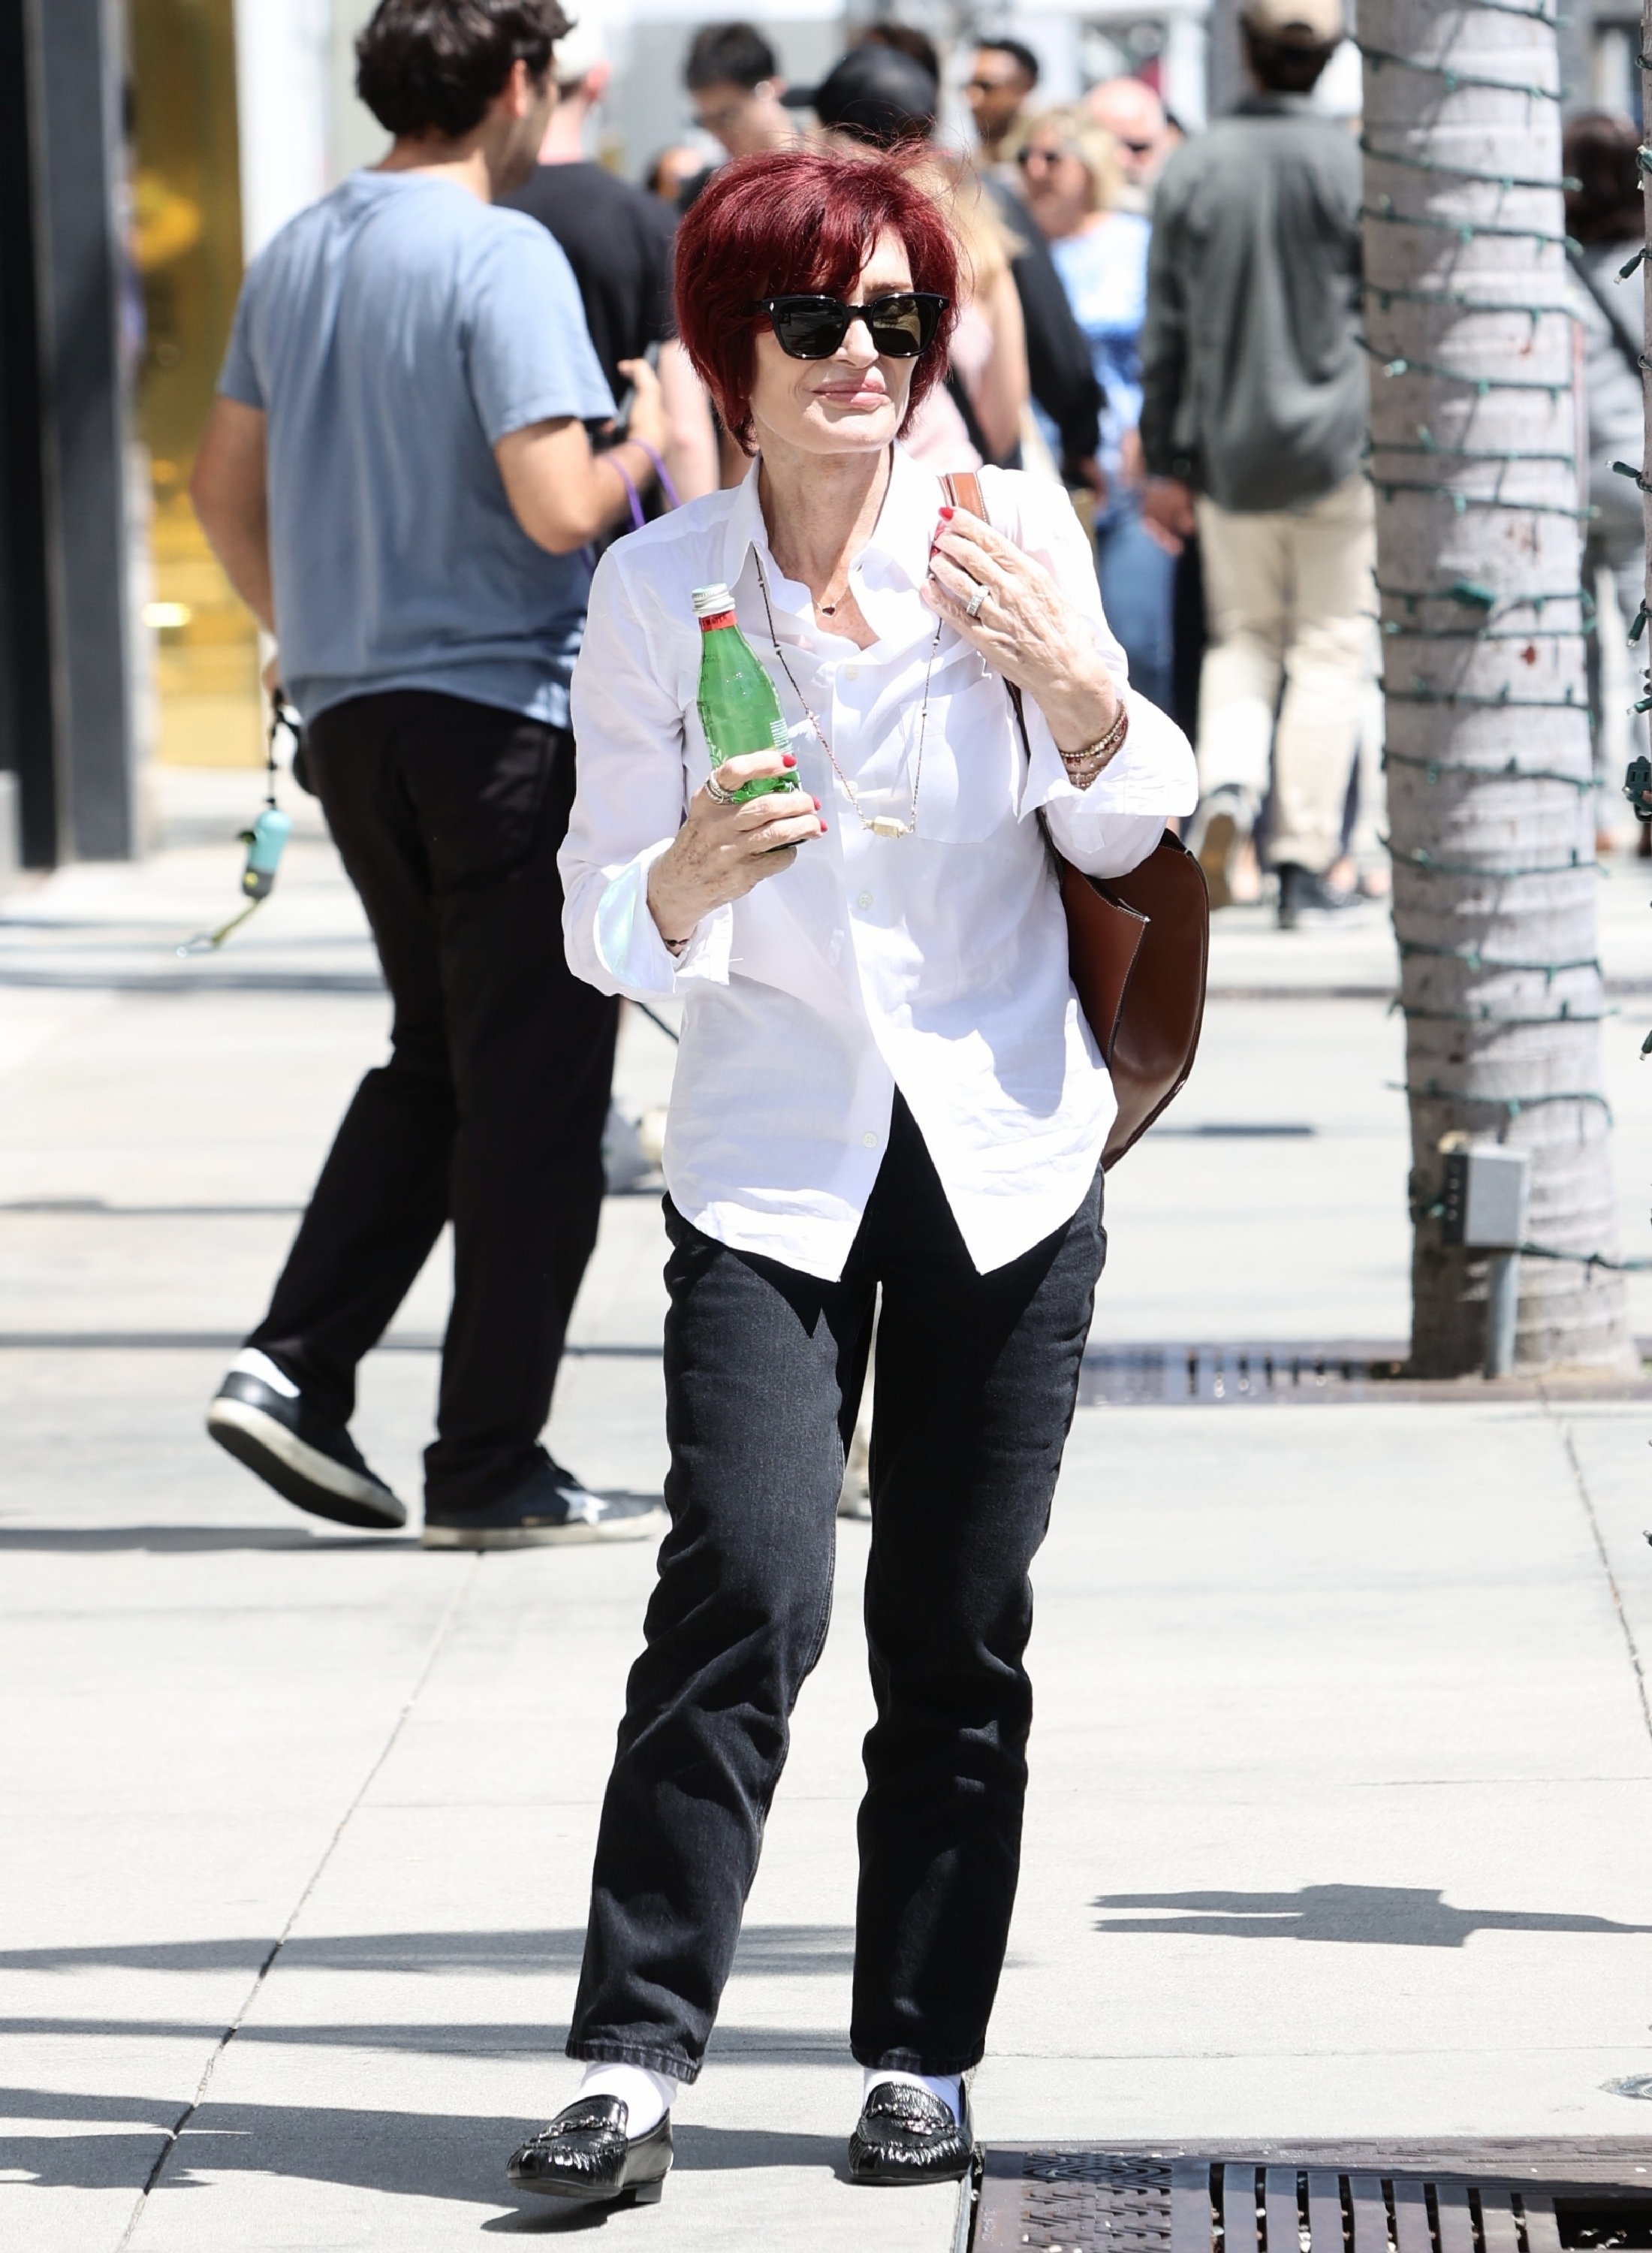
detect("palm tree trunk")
[1362,0,1632,1372]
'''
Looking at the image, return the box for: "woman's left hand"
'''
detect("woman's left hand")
[924,506,1119,755]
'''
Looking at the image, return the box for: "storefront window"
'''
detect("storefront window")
[128,0,262,767]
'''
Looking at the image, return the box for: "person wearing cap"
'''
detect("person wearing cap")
[803,43,1105,496]
[1140,0,1374,929]
[794,40,942,151]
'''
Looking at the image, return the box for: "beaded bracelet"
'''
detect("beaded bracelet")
[1060,701,1129,780]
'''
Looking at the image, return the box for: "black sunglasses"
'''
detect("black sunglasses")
[749,291,948,360]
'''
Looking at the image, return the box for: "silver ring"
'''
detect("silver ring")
[705,774,740,804]
[964,581,989,620]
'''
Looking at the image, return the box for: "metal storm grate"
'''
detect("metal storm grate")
[1075,1347,1652,1407]
[1077,1345,1405,1406]
[968,2146,1652,2253]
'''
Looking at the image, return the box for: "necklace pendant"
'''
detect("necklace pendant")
[867,815,909,839]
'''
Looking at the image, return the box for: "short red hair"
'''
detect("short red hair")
[674,148,962,456]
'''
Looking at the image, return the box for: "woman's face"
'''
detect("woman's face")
[747,229,920,460]
[1019,137,1093,237]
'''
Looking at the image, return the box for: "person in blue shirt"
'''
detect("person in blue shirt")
[191,0,669,1551]
[1017,104,1176,715]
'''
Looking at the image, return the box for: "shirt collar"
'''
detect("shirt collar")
[719,442,946,638]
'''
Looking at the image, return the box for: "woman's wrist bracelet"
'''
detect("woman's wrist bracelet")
[1059,700,1129,774]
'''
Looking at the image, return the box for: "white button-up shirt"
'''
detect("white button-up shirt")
[562,444,1196,1280]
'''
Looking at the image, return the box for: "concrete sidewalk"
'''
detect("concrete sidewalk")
[5,773,1652,2251]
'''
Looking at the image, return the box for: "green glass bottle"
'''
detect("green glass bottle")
[692,583,797,802]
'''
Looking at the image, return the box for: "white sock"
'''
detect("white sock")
[575,2061,678,2137]
[231,1348,299,1398]
[864,2065,961,2125]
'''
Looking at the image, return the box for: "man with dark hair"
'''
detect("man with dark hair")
[503,19,717,501]
[191,0,669,1547]
[963,37,1040,164]
[1141,0,1373,928]
[683,22,794,161]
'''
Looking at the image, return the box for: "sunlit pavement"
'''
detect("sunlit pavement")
[4,771,1652,2251]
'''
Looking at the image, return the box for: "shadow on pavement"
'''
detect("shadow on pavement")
[1093,1881,1652,1946]
[0,2085,856,2206]
[0,1924,854,1978]
[0,1525,418,1552]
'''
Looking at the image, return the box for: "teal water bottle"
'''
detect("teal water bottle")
[239,806,291,900]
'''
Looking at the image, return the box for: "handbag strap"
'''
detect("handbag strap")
[939,470,1035,757]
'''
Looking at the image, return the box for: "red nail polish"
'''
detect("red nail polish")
[782,753,797,768]
[938,505,954,520]
[818,821,828,833]
[812,795,821,810]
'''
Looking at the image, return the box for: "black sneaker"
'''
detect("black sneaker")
[421,1455,667,1549]
[206,1367,406,1531]
[1277,861,1360,930]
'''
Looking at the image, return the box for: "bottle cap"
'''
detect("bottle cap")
[692,584,736,618]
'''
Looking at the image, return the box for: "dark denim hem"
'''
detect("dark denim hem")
[852,2043,985,2076]
[567,2036,702,2084]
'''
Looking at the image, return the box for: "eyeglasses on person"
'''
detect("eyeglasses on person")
[1016,144,1069,171]
[749,291,948,360]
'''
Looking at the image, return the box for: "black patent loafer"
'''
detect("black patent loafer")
[848,2080,975,2185]
[507,2095,672,2206]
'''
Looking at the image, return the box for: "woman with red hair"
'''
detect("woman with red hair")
[508,146,1195,2212]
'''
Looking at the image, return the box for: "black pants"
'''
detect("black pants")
[248,689,618,1510]
[568,1098,1105,2081]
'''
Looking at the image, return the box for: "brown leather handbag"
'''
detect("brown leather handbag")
[942,471,1210,1167]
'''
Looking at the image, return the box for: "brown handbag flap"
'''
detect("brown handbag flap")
[1087,830,1209,1166]
[1060,861,1149,1062]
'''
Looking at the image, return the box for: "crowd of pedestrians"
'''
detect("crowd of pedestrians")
[185,0,1643,2217]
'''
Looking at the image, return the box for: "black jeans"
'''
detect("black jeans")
[248,689,618,1510]
[568,1097,1105,2081]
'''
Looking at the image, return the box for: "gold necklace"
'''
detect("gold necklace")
[753,556,943,840]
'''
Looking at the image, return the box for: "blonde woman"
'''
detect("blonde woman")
[1019,102,1175,710]
[903,155,1029,470]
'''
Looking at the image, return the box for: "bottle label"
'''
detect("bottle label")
[698,611,737,633]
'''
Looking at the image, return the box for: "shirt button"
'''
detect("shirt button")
[856,890,873,909]
[862,1131,879,1148]
[844,662,860,680]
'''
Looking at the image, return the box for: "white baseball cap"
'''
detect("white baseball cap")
[1241,0,1345,47]
[552,15,607,85]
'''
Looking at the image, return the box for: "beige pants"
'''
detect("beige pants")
[1195,474,1379,874]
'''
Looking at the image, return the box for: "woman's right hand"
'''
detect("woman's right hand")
[647,753,826,949]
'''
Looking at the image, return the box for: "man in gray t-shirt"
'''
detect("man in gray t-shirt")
[193,0,668,1551]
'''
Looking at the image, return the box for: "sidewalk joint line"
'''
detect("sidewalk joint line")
[112,1553,482,2251]
[1551,1408,1652,1745]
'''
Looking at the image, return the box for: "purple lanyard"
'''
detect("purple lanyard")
[613,439,681,532]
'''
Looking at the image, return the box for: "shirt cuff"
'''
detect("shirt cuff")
[593,840,733,995]
[1020,686,1198,824]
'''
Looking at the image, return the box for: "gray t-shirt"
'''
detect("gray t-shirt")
[219,170,614,728]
